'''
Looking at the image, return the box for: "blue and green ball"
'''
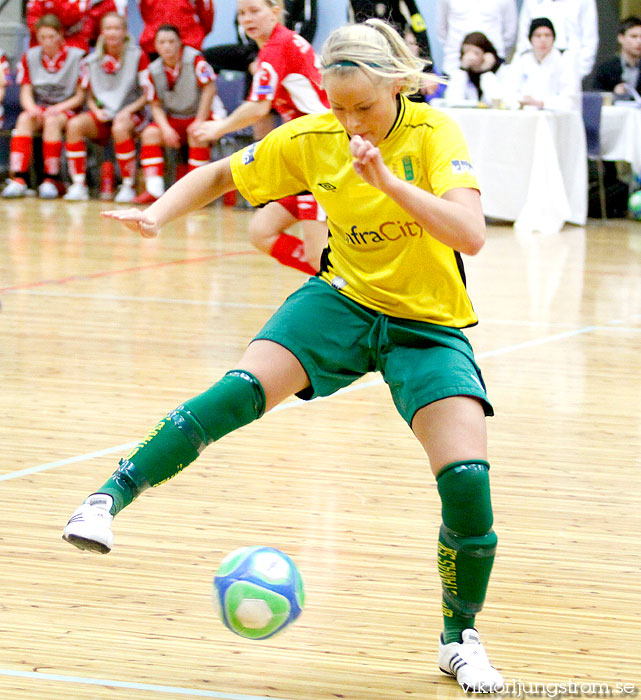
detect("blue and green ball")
[213,546,305,639]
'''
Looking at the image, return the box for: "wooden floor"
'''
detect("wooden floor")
[1,199,640,700]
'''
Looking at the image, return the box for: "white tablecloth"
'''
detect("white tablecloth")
[434,107,588,233]
[600,105,641,173]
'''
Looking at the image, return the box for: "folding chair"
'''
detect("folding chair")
[582,91,607,220]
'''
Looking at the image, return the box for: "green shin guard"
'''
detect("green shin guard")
[436,460,497,643]
[99,370,266,515]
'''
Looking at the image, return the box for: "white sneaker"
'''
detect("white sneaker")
[114,183,136,203]
[2,178,28,198]
[38,179,60,199]
[63,182,89,201]
[62,494,114,554]
[438,629,504,693]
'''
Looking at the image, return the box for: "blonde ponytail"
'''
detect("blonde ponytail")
[321,19,428,95]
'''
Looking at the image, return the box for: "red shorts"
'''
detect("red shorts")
[149,113,215,145]
[90,111,147,144]
[149,116,193,144]
[277,193,326,222]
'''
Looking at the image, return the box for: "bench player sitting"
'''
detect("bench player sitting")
[135,24,217,204]
[64,12,150,202]
[3,14,85,199]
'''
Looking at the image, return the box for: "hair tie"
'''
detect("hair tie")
[324,60,359,68]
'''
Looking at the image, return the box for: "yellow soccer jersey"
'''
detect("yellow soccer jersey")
[230,96,480,327]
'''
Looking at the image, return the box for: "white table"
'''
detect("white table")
[434,106,588,233]
[600,104,641,173]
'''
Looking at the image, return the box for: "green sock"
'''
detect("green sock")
[441,601,475,645]
[97,370,265,515]
[436,460,497,645]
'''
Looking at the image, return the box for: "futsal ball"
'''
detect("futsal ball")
[213,546,305,640]
[628,189,641,220]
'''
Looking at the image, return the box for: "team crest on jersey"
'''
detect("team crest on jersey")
[451,159,475,175]
[392,155,420,182]
[195,60,215,83]
[254,62,278,97]
[101,54,121,74]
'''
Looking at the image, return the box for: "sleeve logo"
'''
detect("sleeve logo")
[242,142,258,165]
[451,159,475,175]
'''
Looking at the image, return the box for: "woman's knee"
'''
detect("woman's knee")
[65,115,88,140]
[14,112,36,135]
[141,124,162,145]
[111,117,132,142]
[42,114,65,139]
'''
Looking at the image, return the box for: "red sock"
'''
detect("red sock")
[140,144,164,178]
[115,137,136,180]
[187,146,210,171]
[43,140,62,176]
[9,135,32,175]
[65,140,86,180]
[270,232,318,275]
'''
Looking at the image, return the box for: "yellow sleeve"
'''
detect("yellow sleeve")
[424,116,480,198]
[229,121,310,206]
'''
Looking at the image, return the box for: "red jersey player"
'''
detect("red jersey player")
[2,14,85,199]
[26,0,89,51]
[137,0,214,56]
[135,25,217,203]
[63,12,150,202]
[193,0,329,275]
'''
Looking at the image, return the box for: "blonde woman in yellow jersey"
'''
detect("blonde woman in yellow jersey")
[63,18,504,693]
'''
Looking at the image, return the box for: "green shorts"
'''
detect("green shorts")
[254,277,493,425]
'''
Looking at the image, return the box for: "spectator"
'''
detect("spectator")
[2,14,85,199]
[82,0,127,49]
[593,16,641,101]
[348,0,432,61]
[403,26,445,102]
[437,0,517,77]
[64,12,150,202]
[444,32,505,106]
[515,0,598,79]
[135,24,217,204]
[26,0,89,52]
[503,17,581,111]
[285,0,317,45]
[138,0,214,57]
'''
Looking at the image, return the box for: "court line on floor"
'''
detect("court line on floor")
[0,323,614,698]
[0,249,257,293]
[0,669,293,700]
[7,290,641,334]
[4,289,281,309]
[7,290,637,331]
[0,326,599,485]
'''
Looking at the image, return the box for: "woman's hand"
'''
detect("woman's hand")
[191,119,226,143]
[191,119,225,143]
[92,106,111,122]
[349,135,394,192]
[101,208,160,238]
[160,124,181,149]
[519,95,544,109]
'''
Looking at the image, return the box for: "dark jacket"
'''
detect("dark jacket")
[285,0,317,45]
[348,0,432,60]
[593,56,641,94]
